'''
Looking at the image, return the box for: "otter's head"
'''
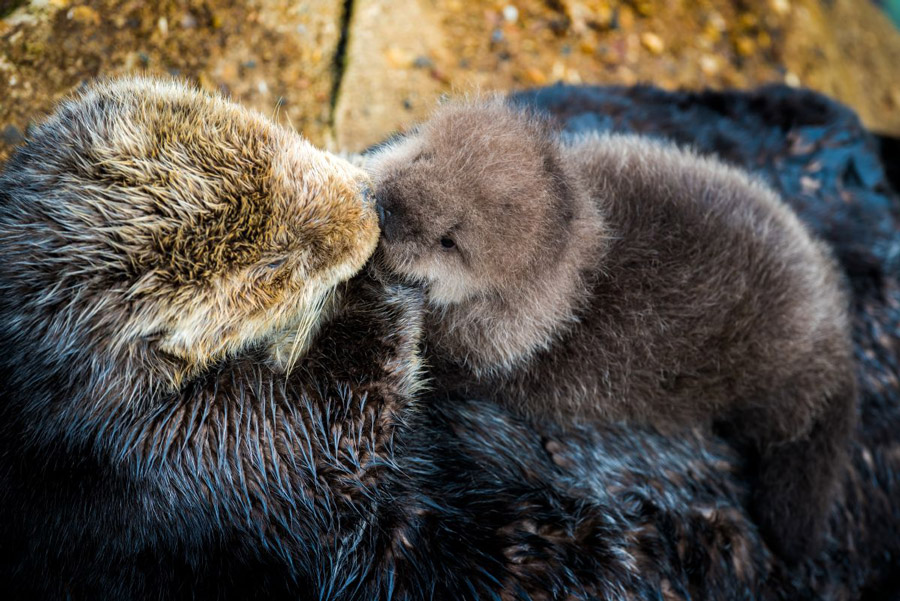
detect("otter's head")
[0,77,379,391]
[367,99,580,306]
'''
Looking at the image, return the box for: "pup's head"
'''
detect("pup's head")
[367,99,580,306]
[0,77,379,390]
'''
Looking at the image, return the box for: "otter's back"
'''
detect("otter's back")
[508,134,852,427]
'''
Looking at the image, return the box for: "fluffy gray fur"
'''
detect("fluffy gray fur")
[366,98,858,562]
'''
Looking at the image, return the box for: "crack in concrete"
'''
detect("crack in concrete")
[328,0,355,134]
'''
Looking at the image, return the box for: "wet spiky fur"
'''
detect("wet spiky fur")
[367,98,858,561]
[0,77,408,599]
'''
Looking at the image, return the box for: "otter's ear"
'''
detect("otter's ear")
[512,110,577,222]
[505,99,565,136]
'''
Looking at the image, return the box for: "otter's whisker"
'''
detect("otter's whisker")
[284,287,331,375]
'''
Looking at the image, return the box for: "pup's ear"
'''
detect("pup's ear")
[502,103,578,224]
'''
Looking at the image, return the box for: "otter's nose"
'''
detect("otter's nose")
[360,183,386,227]
[375,194,393,230]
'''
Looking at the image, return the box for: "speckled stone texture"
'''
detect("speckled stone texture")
[0,0,345,160]
[2,0,900,159]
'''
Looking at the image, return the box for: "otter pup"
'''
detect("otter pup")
[366,98,857,561]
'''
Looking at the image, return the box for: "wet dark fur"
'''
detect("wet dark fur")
[0,270,425,600]
[369,99,858,561]
[0,78,415,599]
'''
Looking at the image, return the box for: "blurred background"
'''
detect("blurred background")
[0,0,898,161]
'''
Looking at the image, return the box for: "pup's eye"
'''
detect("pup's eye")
[440,237,456,249]
[266,258,286,269]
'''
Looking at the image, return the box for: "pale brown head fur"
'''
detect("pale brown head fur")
[0,77,379,391]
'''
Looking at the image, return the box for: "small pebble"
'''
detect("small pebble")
[491,28,504,44]
[784,71,801,87]
[502,5,518,23]
[564,68,582,84]
[632,0,652,17]
[385,46,412,68]
[739,13,758,28]
[551,61,565,81]
[429,67,450,83]
[525,66,547,84]
[565,1,590,33]
[618,66,637,86]
[219,62,238,81]
[617,5,635,29]
[158,16,168,35]
[735,36,755,57]
[180,14,197,29]
[770,0,791,16]
[703,24,722,44]
[594,4,613,27]
[707,11,726,32]
[889,87,900,109]
[699,55,719,76]
[413,55,434,69]
[641,32,664,55]
[67,6,100,26]
[625,33,640,63]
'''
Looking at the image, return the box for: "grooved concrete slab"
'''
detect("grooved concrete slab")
[330,0,900,151]
[2,0,899,160]
[330,0,452,153]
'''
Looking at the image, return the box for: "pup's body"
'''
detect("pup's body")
[368,99,857,560]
